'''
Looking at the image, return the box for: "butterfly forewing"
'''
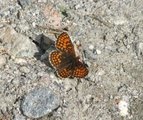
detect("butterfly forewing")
[56,32,75,55]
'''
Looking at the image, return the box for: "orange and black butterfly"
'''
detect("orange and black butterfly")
[49,32,88,78]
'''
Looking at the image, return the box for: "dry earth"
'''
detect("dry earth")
[0,0,143,120]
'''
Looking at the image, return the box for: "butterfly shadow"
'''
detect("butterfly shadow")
[33,34,55,67]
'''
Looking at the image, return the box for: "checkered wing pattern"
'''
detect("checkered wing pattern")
[57,68,72,78]
[56,32,75,55]
[72,62,89,78]
[49,50,62,68]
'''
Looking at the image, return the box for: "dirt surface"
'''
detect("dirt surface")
[0,0,143,120]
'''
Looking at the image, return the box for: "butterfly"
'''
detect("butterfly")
[49,32,88,78]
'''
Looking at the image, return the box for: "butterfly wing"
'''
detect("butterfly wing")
[72,61,88,78]
[57,68,72,78]
[49,50,73,78]
[49,50,62,69]
[56,32,75,55]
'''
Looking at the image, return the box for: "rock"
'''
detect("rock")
[88,44,94,50]
[0,27,38,58]
[21,87,60,118]
[118,100,129,117]
[96,49,101,55]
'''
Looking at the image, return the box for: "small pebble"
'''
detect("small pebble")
[138,42,143,56]
[19,66,30,73]
[32,22,36,28]
[88,44,94,50]
[96,49,101,55]
[97,69,105,76]
[75,4,81,9]
[14,58,27,65]
[118,100,129,116]
[139,42,143,49]
[38,0,47,3]
[50,73,56,79]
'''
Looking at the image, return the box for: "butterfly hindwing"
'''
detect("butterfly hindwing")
[57,68,72,78]
[49,50,62,69]
[72,61,88,78]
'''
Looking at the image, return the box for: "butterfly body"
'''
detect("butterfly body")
[49,32,88,78]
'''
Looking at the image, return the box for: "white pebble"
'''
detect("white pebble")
[118,100,129,116]
[14,58,27,65]
[50,73,55,79]
[32,22,36,28]
[96,49,101,55]
[75,4,81,9]
[97,69,105,76]
[19,66,30,73]
[88,44,94,50]
[138,43,143,52]
[38,0,47,2]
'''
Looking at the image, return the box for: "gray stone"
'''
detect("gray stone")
[21,87,60,118]
[0,27,38,58]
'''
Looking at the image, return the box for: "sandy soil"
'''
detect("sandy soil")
[0,0,143,120]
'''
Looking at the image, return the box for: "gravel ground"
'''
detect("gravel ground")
[0,0,143,120]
